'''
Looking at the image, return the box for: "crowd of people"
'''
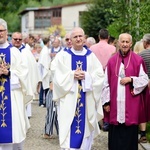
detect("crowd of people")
[0,17,150,150]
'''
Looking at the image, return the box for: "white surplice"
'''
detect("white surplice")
[38,45,51,90]
[20,45,41,117]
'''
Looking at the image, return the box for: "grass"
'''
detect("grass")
[147,122,150,142]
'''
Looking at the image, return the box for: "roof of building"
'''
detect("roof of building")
[19,2,88,15]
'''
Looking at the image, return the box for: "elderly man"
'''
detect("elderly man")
[50,37,63,60]
[51,27,104,150]
[85,37,96,48]
[0,18,30,150]
[101,33,149,150]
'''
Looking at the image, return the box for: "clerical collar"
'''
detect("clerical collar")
[0,41,9,48]
[71,47,87,55]
[119,49,130,57]
[53,47,61,52]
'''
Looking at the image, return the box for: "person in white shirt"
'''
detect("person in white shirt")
[38,37,51,107]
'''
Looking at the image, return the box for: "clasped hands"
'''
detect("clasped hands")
[0,63,9,76]
[74,68,85,80]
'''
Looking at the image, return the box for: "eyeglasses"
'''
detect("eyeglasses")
[0,29,6,32]
[13,38,22,41]
[65,38,70,41]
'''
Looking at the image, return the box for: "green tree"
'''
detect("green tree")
[81,0,150,44]
[137,1,150,39]
[0,0,57,32]
[80,0,116,42]
[108,0,150,43]
[108,0,131,38]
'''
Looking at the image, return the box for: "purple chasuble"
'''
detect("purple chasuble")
[64,48,91,148]
[0,44,12,143]
[105,50,149,125]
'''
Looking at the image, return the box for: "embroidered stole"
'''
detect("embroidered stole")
[65,48,91,148]
[0,45,12,143]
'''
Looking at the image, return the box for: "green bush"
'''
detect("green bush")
[147,122,150,142]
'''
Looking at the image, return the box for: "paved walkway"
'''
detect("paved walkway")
[24,100,144,150]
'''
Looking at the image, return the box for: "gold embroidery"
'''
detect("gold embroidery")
[75,83,83,134]
[75,60,84,134]
[0,53,10,127]
[76,60,83,70]
[0,77,8,127]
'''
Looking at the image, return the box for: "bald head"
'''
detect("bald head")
[70,27,85,39]
[70,27,85,51]
[64,32,72,48]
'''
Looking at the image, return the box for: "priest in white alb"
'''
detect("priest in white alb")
[51,27,104,150]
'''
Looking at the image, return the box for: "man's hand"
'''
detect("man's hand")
[104,105,110,112]
[74,68,85,80]
[120,77,132,85]
[50,53,56,58]
[0,63,9,75]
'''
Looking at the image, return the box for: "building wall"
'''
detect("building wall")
[21,11,34,33]
[21,13,29,33]
[21,3,88,35]
[62,4,87,33]
[51,17,61,26]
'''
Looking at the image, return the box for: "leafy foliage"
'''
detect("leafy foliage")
[80,0,116,42]
[48,25,66,37]
[108,0,150,43]
[0,0,44,32]
[81,0,150,44]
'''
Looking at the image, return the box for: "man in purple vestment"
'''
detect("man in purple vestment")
[101,33,149,150]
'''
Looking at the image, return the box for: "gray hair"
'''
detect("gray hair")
[0,18,7,30]
[22,32,29,40]
[86,37,96,45]
[142,34,150,44]
[118,33,132,42]
[70,27,85,38]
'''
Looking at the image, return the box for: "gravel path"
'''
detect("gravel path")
[24,100,144,150]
